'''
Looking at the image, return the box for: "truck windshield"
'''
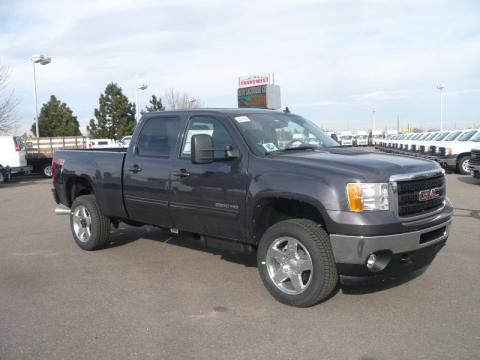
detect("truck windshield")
[444,131,461,141]
[457,130,478,141]
[232,113,339,155]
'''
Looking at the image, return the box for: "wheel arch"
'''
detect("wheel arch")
[65,175,95,207]
[250,194,331,245]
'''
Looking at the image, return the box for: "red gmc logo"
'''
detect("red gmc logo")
[418,187,441,202]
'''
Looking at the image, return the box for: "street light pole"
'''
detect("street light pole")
[372,109,377,130]
[30,54,51,137]
[135,82,148,121]
[437,85,445,131]
[32,61,39,138]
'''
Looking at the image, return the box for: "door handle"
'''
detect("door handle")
[127,165,142,173]
[173,168,190,177]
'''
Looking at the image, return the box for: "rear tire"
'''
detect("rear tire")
[42,163,53,178]
[257,219,338,307]
[70,195,110,250]
[0,170,5,184]
[457,156,471,175]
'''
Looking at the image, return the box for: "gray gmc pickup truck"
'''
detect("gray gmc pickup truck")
[52,109,453,307]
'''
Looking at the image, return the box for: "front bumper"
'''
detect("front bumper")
[7,165,33,175]
[436,155,457,169]
[469,164,480,172]
[330,218,451,277]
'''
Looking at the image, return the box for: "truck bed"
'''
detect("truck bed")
[54,149,128,219]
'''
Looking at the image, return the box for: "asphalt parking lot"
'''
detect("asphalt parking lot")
[1,173,479,360]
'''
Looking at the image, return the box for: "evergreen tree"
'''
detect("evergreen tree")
[87,83,135,140]
[145,94,165,112]
[31,95,81,136]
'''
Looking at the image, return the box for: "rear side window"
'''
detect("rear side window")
[137,117,181,157]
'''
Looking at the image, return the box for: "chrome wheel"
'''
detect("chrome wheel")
[266,236,313,295]
[462,159,470,173]
[72,205,92,243]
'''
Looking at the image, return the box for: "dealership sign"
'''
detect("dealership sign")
[238,74,271,88]
[237,84,281,110]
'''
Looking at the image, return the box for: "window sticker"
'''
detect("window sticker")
[234,116,251,123]
[262,143,278,152]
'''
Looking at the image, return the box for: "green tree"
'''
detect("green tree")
[144,94,165,112]
[31,95,81,136]
[87,83,135,140]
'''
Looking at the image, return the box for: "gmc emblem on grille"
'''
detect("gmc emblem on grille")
[418,187,441,202]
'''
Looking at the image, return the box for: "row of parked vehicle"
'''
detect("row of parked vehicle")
[375,129,480,177]
[0,135,133,182]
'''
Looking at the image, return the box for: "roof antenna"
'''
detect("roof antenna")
[283,106,290,113]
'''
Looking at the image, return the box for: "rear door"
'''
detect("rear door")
[123,114,186,227]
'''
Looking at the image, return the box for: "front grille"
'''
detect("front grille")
[430,146,437,154]
[411,145,417,151]
[471,150,480,165]
[419,145,425,153]
[439,147,446,156]
[397,175,445,217]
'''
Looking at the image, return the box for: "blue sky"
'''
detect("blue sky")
[1,0,480,134]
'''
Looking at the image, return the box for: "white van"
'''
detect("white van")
[372,130,383,145]
[340,131,353,146]
[0,136,32,183]
[355,130,369,146]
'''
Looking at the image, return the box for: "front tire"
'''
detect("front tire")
[70,195,110,250]
[457,155,471,175]
[257,219,338,307]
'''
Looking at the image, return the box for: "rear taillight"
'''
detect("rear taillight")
[15,143,20,151]
[52,158,64,184]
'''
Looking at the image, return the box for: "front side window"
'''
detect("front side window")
[232,113,338,155]
[137,116,181,157]
[181,116,234,160]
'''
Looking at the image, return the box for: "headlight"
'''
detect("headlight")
[347,183,389,212]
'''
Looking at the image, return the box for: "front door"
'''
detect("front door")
[170,114,248,241]
[123,114,185,227]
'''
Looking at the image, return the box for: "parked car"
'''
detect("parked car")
[0,136,32,183]
[24,136,88,177]
[51,109,453,307]
[120,136,132,148]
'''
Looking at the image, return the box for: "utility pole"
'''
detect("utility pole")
[437,85,445,131]
[372,109,376,130]
[397,115,400,132]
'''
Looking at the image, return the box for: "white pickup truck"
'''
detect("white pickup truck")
[435,129,480,174]
[469,146,480,178]
[0,136,32,183]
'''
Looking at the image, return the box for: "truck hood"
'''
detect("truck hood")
[270,147,440,181]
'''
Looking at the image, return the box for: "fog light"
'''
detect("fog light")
[366,254,377,269]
